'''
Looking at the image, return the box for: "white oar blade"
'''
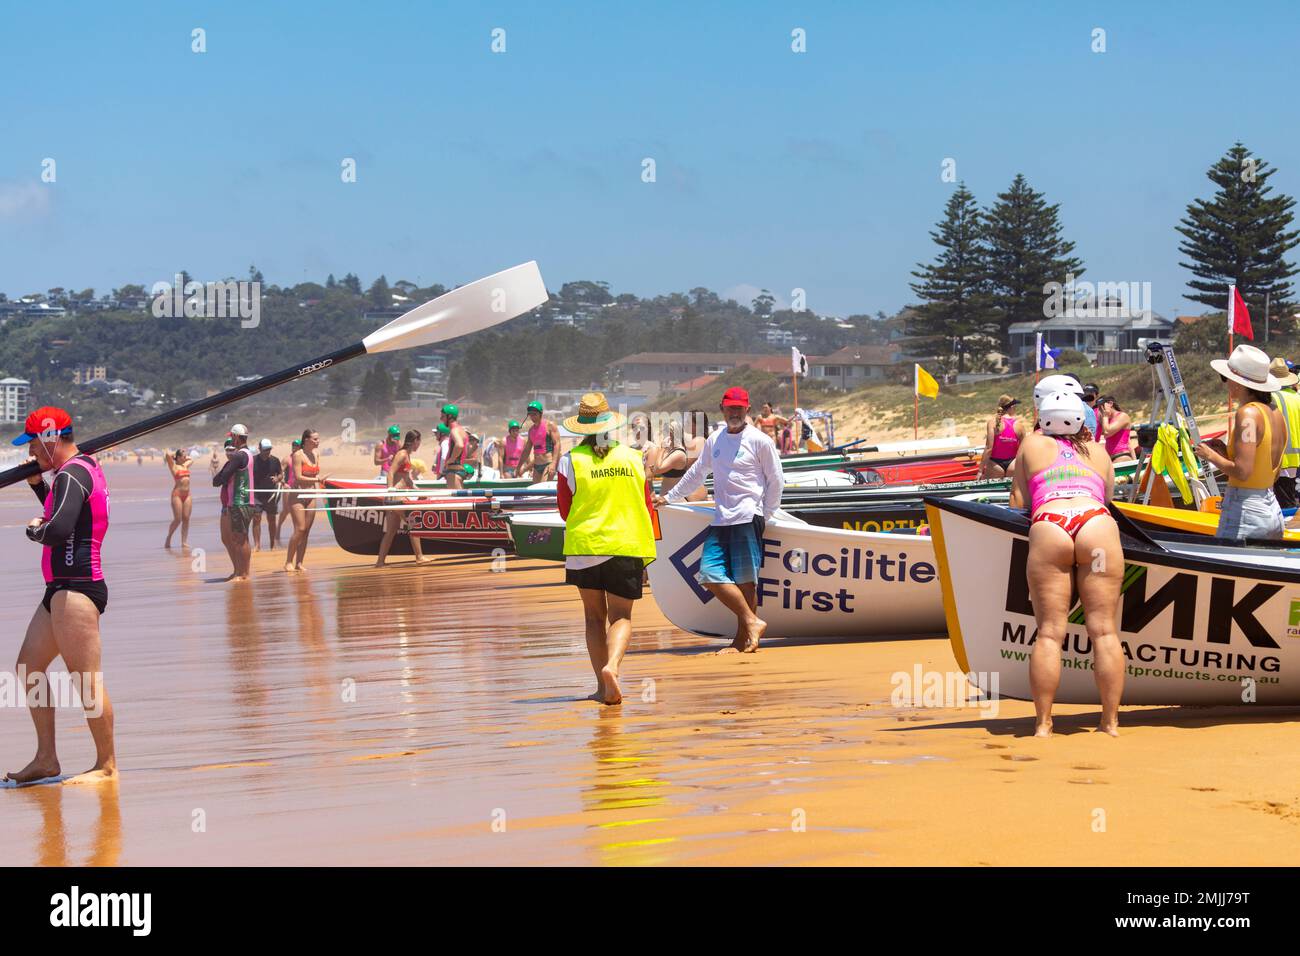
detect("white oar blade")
[362,261,547,354]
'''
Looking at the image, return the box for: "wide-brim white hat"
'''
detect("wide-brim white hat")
[1210,344,1283,392]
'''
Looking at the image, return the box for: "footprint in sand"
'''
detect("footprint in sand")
[1072,763,1105,771]
[1190,786,1218,792]
[983,743,1008,750]
[1000,754,1038,762]
[1068,778,1109,785]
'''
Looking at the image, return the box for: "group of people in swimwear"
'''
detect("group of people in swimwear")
[989,343,1300,737]
[167,424,326,578]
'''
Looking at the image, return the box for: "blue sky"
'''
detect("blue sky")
[1,0,1296,318]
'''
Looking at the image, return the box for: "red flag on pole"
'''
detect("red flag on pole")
[1230,285,1254,340]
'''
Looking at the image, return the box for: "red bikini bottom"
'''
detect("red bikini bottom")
[1032,506,1109,540]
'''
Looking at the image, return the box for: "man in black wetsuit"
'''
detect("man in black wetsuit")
[4,406,116,786]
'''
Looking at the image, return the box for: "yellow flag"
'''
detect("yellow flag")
[915,364,939,399]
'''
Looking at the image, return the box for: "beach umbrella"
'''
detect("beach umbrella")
[0,262,547,489]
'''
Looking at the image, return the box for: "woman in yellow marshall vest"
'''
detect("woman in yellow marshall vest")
[557,393,657,705]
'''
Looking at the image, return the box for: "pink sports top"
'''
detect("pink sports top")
[528,420,553,458]
[378,438,400,473]
[991,415,1020,459]
[1028,439,1106,513]
[33,455,110,583]
[1104,425,1131,458]
[503,434,526,468]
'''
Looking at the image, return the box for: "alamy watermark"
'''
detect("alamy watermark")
[890,665,1000,717]
[151,273,260,328]
[1043,274,1151,320]
[1,667,105,717]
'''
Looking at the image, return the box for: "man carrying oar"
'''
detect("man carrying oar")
[5,407,116,786]
[656,387,784,653]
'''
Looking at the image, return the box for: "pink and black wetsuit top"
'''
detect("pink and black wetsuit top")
[27,454,110,583]
[378,438,400,474]
[502,435,526,470]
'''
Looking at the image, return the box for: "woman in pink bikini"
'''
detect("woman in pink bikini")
[980,394,1027,478]
[1009,390,1124,738]
[1095,396,1134,462]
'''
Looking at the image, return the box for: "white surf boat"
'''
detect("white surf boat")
[647,504,946,641]
[924,496,1300,705]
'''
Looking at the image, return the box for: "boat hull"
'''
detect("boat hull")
[646,505,946,640]
[925,497,1300,704]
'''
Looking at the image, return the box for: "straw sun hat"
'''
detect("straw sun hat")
[562,392,626,435]
[1211,344,1283,392]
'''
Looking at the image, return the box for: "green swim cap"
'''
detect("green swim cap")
[527,400,543,413]
[508,420,520,429]
[441,403,459,418]
[387,425,400,437]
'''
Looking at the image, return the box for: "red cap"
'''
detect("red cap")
[721,386,750,408]
[12,406,73,446]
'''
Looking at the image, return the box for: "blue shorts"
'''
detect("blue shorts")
[698,519,764,586]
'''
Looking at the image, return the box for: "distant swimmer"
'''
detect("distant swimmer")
[251,438,283,551]
[651,418,689,495]
[980,394,1027,479]
[374,424,401,477]
[165,447,193,549]
[284,429,325,573]
[376,429,434,568]
[5,406,117,786]
[212,423,255,581]
[519,399,561,482]
[277,438,301,543]
[1095,396,1134,463]
[1009,390,1122,737]
[557,394,657,705]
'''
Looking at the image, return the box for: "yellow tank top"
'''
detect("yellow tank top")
[1228,401,1281,489]
[563,443,657,561]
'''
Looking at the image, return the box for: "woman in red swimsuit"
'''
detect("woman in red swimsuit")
[376,430,434,567]
[165,448,193,549]
[284,429,325,573]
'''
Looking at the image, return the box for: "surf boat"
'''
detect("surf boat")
[646,504,946,641]
[924,496,1300,705]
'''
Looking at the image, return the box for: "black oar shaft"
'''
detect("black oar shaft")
[0,341,366,489]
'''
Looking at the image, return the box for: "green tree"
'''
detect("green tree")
[1176,142,1299,321]
[752,290,775,317]
[368,275,391,308]
[340,273,362,295]
[984,174,1084,345]
[358,364,394,422]
[909,185,999,373]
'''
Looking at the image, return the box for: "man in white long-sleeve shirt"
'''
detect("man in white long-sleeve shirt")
[655,386,783,653]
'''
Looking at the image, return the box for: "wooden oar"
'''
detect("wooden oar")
[0,262,547,489]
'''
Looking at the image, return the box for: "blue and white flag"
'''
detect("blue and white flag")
[1036,332,1060,371]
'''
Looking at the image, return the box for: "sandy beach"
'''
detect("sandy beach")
[0,463,1295,866]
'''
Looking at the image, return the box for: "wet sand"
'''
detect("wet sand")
[2,463,1298,865]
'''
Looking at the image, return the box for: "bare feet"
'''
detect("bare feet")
[63,761,116,786]
[1096,719,1119,737]
[1033,718,1053,738]
[717,617,766,654]
[599,666,623,705]
[4,757,61,785]
[415,557,435,565]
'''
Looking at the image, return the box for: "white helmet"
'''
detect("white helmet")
[1033,374,1083,409]
[1038,391,1088,436]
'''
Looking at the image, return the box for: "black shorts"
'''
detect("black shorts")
[43,579,109,616]
[255,495,278,515]
[565,556,646,601]
[1274,475,1298,509]
[989,456,1015,470]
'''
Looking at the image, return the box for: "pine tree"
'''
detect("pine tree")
[1176,142,1299,318]
[908,184,998,372]
[984,174,1084,345]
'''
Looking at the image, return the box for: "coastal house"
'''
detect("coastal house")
[0,377,30,424]
[607,352,772,401]
[1008,307,1176,361]
[72,364,108,385]
[807,345,902,390]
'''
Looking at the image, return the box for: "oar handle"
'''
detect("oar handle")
[0,342,365,489]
